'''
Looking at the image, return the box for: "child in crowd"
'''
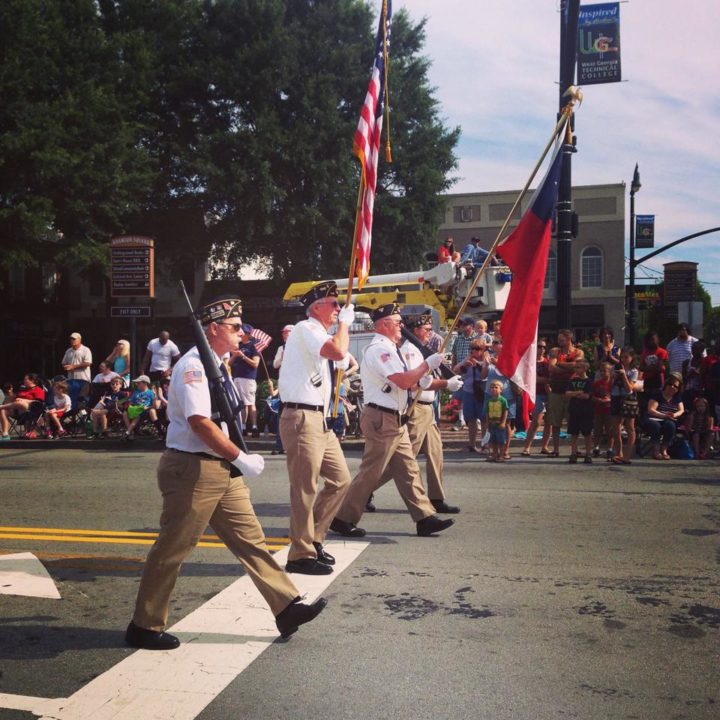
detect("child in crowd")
[566,361,594,463]
[122,375,159,440]
[592,362,614,459]
[482,363,517,459]
[686,396,713,460]
[91,377,128,437]
[0,382,15,406]
[610,347,640,465]
[484,380,509,463]
[41,380,71,438]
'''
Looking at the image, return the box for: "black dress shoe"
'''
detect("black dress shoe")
[276,597,328,639]
[125,621,180,651]
[313,541,336,565]
[431,499,461,514]
[285,558,333,575]
[365,493,376,512]
[329,518,367,538]
[416,514,455,537]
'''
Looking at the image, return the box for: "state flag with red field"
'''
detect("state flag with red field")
[495,140,564,402]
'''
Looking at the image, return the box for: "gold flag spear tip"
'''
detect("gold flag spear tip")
[562,85,584,107]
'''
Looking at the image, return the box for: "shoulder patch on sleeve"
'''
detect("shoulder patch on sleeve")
[184,370,203,384]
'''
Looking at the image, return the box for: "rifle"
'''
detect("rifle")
[400,327,455,380]
[179,281,249,476]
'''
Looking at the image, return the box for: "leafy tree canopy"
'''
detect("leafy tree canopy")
[0,0,459,284]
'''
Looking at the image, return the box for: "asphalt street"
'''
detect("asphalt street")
[0,445,718,720]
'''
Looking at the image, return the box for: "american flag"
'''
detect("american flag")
[250,328,272,353]
[353,0,392,289]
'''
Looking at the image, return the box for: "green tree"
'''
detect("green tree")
[207,3,459,283]
[0,0,153,273]
[1,0,459,286]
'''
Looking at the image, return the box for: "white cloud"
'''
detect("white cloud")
[394,0,720,304]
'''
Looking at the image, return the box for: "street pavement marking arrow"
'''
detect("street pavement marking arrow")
[0,540,368,720]
[0,551,61,599]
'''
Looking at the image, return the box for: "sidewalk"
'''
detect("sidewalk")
[0,425,548,453]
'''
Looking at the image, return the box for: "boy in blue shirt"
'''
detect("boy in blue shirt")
[123,375,160,440]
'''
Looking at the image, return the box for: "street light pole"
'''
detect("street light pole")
[627,163,641,348]
[556,0,580,331]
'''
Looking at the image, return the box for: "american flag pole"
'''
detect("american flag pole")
[334,0,392,417]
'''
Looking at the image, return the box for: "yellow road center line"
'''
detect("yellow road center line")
[0,526,289,545]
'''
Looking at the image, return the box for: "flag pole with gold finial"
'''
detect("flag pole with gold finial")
[333,0,392,417]
[405,87,582,418]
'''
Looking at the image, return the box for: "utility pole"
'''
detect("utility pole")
[556,0,580,331]
[627,163,641,348]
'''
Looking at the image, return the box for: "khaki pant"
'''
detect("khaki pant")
[280,408,351,562]
[132,450,298,631]
[336,406,435,525]
[377,402,445,501]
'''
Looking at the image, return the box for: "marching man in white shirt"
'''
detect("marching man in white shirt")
[331,303,456,538]
[126,294,326,650]
[279,281,355,575]
[376,312,463,514]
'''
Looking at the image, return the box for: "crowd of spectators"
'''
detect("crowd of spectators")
[0,331,181,441]
[446,319,718,463]
[1,321,718,463]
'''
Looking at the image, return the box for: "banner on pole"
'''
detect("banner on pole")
[635,214,655,249]
[577,2,621,85]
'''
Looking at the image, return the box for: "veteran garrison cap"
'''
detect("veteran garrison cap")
[371,303,402,322]
[403,312,432,329]
[300,281,338,309]
[197,295,243,325]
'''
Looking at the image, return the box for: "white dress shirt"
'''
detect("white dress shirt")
[165,347,227,455]
[361,334,409,411]
[400,341,434,403]
[278,318,332,411]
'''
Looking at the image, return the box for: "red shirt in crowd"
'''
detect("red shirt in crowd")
[640,346,668,391]
[592,377,612,415]
[17,386,45,402]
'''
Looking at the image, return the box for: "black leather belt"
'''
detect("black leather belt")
[366,403,409,425]
[416,400,434,406]
[169,448,222,461]
[283,402,324,412]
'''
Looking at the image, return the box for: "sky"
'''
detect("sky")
[393,0,720,305]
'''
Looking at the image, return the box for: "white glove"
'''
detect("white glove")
[425,353,444,371]
[230,451,265,477]
[446,375,463,392]
[335,355,351,371]
[337,304,355,325]
[418,375,433,390]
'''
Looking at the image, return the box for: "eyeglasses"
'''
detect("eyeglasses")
[537,345,547,349]
[318,301,341,309]
[471,347,483,352]
[217,322,242,332]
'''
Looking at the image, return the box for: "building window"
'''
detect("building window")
[544,249,557,290]
[581,246,603,288]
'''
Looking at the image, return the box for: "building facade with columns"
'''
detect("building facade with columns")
[437,182,626,340]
